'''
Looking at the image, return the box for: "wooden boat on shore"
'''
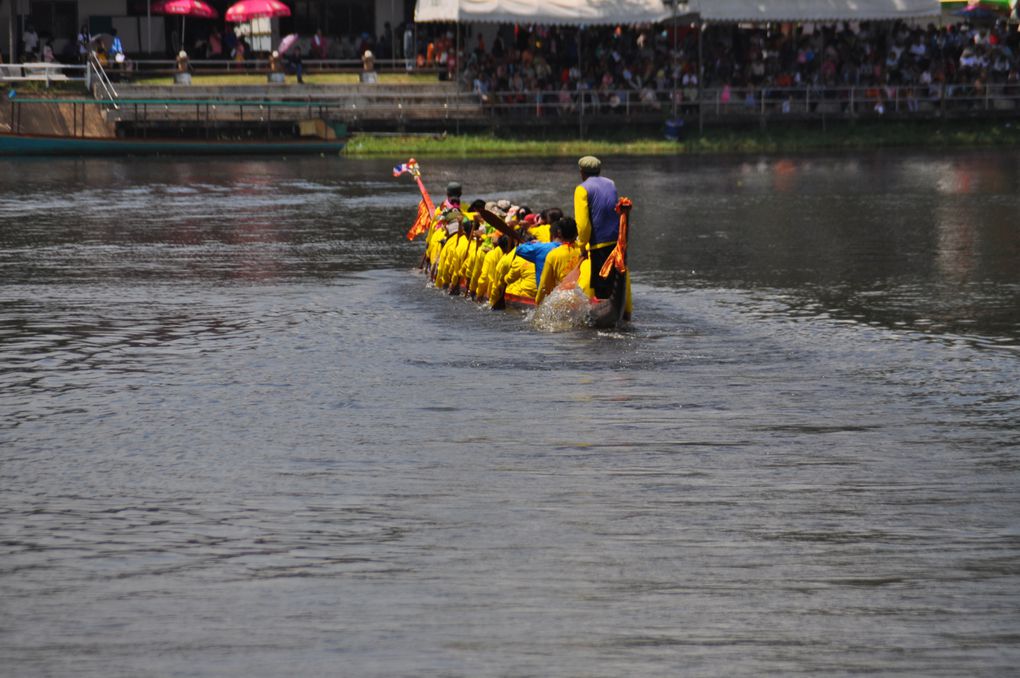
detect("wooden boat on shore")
[1,96,347,156]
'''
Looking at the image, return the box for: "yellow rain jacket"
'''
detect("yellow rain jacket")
[437,232,470,289]
[460,239,479,283]
[504,256,537,300]
[476,246,505,301]
[467,241,491,297]
[489,248,517,308]
[427,225,447,268]
[528,223,552,243]
[536,242,582,305]
[577,258,594,298]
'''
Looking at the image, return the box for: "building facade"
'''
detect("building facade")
[2,0,414,61]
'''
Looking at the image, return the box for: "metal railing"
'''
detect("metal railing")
[8,81,1018,138]
[4,96,350,138]
[89,83,1020,129]
[469,83,1020,121]
[86,53,120,109]
[113,57,436,79]
[102,94,479,129]
[0,62,87,88]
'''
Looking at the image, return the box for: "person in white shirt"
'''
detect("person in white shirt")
[23,24,39,60]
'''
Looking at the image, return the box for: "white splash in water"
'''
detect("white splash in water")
[532,287,591,332]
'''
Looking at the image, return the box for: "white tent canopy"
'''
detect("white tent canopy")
[688,0,941,22]
[414,0,941,24]
[414,0,673,25]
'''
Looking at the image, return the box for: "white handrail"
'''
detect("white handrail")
[88,53,120,110]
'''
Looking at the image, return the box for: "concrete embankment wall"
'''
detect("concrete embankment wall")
[111,83,483,124]
[1,99,116,138]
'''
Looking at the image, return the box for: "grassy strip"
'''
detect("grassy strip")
[132,72,437,86]
[5,81,90,95]
[343,120,1020,157]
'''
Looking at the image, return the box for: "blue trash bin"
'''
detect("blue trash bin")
[665,118,684,141]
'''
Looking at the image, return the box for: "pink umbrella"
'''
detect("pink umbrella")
[153,0,218,18]
[226,0,291,22]
[278,33,298,54]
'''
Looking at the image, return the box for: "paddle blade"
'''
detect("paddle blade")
[477,208,519,243]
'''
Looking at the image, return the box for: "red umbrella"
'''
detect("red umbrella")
[225,0,291,22]
[153,0,218,18]
[152,0,218,53]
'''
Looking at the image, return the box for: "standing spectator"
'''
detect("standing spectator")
[287,45,304,83]
[232,36,248,62]
[207,31,223,59]
[77,25,91,63]
[109,29,124,63]
[23,24,39,61]
[381,22,393,59]
[312,29,328,59]
[361,49,376,83]
[223,29,237,59]
[404,24,414,71]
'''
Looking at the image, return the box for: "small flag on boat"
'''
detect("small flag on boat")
[406,199,432,241]
[393,158,419,177]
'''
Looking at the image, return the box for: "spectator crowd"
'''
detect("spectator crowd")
[431,19,1020,114]
[10,10,1020,117]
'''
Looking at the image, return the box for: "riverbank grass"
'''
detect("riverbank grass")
[343,120,1020,157]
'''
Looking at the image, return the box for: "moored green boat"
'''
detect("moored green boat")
[0,132,345,156]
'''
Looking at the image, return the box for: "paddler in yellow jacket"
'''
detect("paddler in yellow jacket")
[458,200,488,296]
[427,181,464,277]
[435,209,472,292]
[466,235,488,299]
[465,220,497,299]
[503,237,538,302]
[535,217,582,305]
[426,221,448,277]
[528,208,562,243]
[489,239,520,309]
[475,235,510,303]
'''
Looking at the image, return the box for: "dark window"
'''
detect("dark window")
[30,1,76,42]
[284,0,375,38]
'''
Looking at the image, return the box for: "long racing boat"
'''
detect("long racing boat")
[421,206,630,330]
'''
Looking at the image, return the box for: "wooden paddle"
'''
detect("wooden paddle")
[476,208,520,244]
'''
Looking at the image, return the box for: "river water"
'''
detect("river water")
[1,152,1018,677]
